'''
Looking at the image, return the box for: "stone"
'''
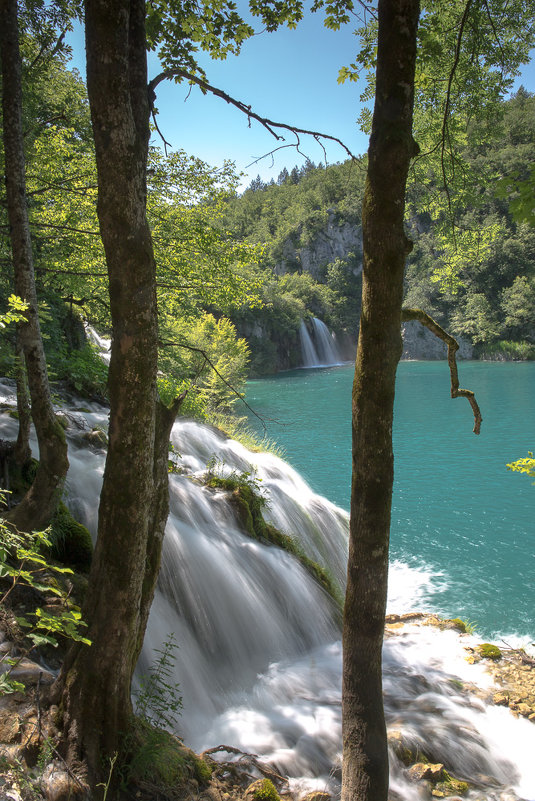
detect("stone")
[40,762,87,801]
[0,710,20,743]
[492,691,509,705]
[302,793,331,801]
[407,763,445,783]
[5,658,55,687]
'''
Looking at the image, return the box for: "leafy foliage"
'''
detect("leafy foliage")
[0,508,90,696]
[507,452,535,481]
[135,633,183,731]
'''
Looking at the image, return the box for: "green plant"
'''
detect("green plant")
[135,633,183,730]
[0,507,91,695]
[97,752,118,801]
[450,617,477,634]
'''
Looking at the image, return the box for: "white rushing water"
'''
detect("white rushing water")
[1,379,534,801]
[299,319,342,368]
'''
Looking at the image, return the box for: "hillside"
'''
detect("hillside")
[221,89,535,373]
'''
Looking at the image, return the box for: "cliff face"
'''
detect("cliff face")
[402,321,474,360]
[275,211,363,279]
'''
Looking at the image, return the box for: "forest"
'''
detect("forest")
[1,1,535,801]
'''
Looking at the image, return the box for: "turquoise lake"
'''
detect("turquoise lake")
[246,361,535,641]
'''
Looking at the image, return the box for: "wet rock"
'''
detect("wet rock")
[492,691,509,705]
[302,793,331,801]
[387,729,416,765]
[407,763,445,783]
[82,428,107,448]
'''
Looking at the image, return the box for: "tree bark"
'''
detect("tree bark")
[60,0,162,788]
[342,2,420,801]
[0,0,69,530]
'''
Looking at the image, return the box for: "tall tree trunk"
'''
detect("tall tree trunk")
[0,0,69,530]
[59,0,167,789]
[342,2,420,801]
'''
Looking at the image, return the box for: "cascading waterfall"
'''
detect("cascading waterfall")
[1,378,534,801]
[299,319,342,368]
[310,318,341,366]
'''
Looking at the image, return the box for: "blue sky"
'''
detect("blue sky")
[66,12,535,190]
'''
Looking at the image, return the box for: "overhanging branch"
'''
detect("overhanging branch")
[401,307,482,434]
[148,69,357,162]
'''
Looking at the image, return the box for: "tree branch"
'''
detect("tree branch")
[148,69,357,162]
[401,307,482,434]
[440,0,472,228]
[160,338,267,430]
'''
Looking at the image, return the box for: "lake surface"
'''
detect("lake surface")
[246,361,535,641]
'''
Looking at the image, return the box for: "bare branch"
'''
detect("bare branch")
[401,307,482,434]
[148,69,357,162]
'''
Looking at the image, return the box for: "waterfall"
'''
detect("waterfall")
[299,320,319,367]
[299,319,342,368]
[1,378,534,801]
[311,318,341,366]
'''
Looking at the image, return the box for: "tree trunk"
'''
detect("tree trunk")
[59,0,169,790]
[0,0,69,530]
[342,2,420,801]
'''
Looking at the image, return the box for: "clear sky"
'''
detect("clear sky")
[65,11,535,191]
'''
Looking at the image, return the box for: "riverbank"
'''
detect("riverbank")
[1,611,534,801]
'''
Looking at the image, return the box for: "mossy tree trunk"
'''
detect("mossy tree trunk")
[0,0,69,530]
[59,0,168,789]
[342,2,420,800]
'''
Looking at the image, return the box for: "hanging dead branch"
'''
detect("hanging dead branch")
[401,307,482,434]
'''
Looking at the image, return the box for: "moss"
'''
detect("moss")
[478,643,502,660]
[435,772,469,796]
[48,502,93,572]
[251,778,280,801]
[123,719,211,794]
[450,618,468,633]
[205,470,342,609]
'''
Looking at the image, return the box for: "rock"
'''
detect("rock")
[40,762,88,801]
[0,710,20,743]
[4,658,55,687]
[302,793,331,801]
[82,428,107,448]
[407,763,445,783]
[402,321,473,360]
[388,729,416,765]
[492,691,509,705]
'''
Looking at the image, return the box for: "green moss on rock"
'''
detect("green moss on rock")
[478,643,502,660]
[48,502,93,572]
[205,470,342,609]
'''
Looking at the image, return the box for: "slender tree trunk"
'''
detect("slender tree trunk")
[342,2,420,800]
[0,0,69,530]
[59,0,168,789]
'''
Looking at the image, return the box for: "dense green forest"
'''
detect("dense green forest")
[220,87,535,372]
[2,36,534,403]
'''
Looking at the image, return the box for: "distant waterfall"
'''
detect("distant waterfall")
[299,318,342,367]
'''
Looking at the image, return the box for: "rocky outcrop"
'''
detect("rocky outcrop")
[275,211,362,279]
[402,320,473,360]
